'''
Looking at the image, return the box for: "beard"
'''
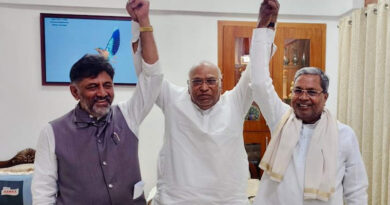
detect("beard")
[80,95,112,118]
[92,103,111,118]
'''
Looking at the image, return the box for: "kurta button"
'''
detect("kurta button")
[97,139,102,143]
[108,184,113,188]
[102,161,107,166]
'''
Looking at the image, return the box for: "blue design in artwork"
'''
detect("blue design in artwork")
[96,28,120,61]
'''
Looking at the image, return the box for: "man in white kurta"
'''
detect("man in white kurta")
[249,3,369,203]
[151,69,254,204]
[133,41,257,204]
[129,0,277,204]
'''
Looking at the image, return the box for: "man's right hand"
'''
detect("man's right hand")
[257,0,280,28]
[126,0,151,27]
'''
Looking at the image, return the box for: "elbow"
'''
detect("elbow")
[343,183,369,203]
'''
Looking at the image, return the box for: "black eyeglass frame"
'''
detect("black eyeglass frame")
[189,78,219,87]
[291,88,325,97]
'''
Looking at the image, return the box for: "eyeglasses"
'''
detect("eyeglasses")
[292,88,324,97]
[190,78,218,86]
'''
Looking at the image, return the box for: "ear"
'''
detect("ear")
[70,84,80,100]
[324,92,329,101]
[187,80,191,94]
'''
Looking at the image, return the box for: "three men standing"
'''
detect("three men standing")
[32,0,368,204]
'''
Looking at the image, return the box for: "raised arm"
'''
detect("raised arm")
[119,0,163,135]
[257,0,279,30]
[128,0,158,77]
[250,0,289,131]
[127,0,158,64]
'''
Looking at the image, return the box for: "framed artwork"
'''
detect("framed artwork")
[40,13,136,85]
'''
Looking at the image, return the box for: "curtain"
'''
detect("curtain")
[338,1,390,204]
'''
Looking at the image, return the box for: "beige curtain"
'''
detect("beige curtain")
[338,1,390,204]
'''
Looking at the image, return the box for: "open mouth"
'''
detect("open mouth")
[297,103,311,109]
[94,99,110,107]
[93,95,111,106]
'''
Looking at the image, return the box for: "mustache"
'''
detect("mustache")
[93,95,111,103]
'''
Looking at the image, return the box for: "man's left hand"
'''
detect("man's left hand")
[257,0,280,28]
[126,0,150,26]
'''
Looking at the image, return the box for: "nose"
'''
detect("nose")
[298,91,310,100]
[199,82,209,91]
[96,85,107,97]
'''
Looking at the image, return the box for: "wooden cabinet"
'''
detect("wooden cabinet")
[218,21,326,178]
[273,23,326,102]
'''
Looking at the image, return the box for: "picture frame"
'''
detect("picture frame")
[40,13,136,85]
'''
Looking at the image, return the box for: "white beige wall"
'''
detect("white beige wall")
[0,0,361,194]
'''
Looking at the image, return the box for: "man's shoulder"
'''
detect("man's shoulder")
[110,104,126,119]
[49,109,75,125]
[337,121,360,151]
[337,121,356,136]
[158,80,188,102]
[163,80,187,93]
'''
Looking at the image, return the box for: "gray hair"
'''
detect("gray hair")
[188,61,223,80]
[294,67,329,93]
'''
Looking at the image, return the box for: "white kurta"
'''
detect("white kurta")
[249,28,369,205]
[147,29,275,205]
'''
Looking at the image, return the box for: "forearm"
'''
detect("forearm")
[127,0,158,65]
[119,60,163,134]
[139,18,158,64]
[131,20,158,77]
[122,7,163,131]
[250,28,288,131]
[133,42,142,77]
[131,22,142,77]
[228,65,254,116]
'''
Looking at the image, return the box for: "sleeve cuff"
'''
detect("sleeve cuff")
[132,21,140,43]
[141,59,162,76]
[252,28,275,43]
[272,44,277,56]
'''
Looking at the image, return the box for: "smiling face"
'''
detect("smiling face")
[70,71,114,118]
[291,74,328,124]
[188,64,221,110]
